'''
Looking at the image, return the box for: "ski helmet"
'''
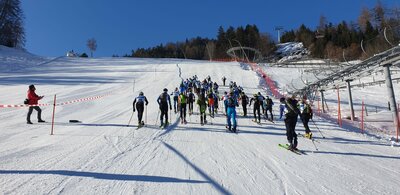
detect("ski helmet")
[139,91,144,96]
[163,88,168,92]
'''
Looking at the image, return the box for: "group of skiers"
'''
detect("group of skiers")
[25,78,314,151]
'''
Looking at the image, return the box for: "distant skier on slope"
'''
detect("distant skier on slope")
[26,84,45,124]
[157,88,172,128]
[133,91,149,127]
[222,76,226,86]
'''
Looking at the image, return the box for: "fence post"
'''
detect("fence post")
[361,100,364,134]
[51,95,57,135]
[337,86,342,127]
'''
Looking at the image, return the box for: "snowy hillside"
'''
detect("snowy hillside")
[0,48,399,195]
[275,42,310,63]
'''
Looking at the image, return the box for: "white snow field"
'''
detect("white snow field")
[0,47,399,195]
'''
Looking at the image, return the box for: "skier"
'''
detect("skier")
[283,95,300,150]
[221,91,229,115]
[157,88,172,128]
[187,89,196,115]
[197,92,208,125]
[249,93,262,123]
[257,92,266,114]
[26,85,45,124]
[226,91,239,132]
[133,91,149,127]
[279,97,286,119]
[265,96,274,121]
[222,76,226,86]
[299,99,313,139]
[213,92,219,114]
[179,92,188,124]
[171,87,180,113]
[207,91,215,117]
[240,92,249,116]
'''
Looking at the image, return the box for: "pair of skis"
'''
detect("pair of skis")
[278,144,306,155]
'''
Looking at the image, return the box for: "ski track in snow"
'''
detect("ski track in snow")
[0,53,400,194]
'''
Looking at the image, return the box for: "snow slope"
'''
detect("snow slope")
[0,48,399,195]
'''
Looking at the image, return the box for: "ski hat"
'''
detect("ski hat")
[29,84,35,90]
[163,88,168,92]
[139,91,144,96]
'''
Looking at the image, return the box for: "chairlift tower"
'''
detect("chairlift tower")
[275,26,284,43]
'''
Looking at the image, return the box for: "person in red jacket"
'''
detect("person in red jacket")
[26,85,45,124]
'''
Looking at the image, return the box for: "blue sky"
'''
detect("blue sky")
[22,0,400,57]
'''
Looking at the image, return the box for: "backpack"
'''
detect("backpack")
[159,93,168,103]
[227,97,236,107]
[267,98,273,106]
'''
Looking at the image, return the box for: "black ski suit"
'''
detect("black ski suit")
[133,95,149,125]
[250,96,262,122]
[241,94,249,116]
[284,98,300,149]
[157,92,172,125]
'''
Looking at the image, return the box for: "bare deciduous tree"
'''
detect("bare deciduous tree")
[87,38,97,57]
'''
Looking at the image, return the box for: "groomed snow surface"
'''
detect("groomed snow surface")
[1,47,399,195]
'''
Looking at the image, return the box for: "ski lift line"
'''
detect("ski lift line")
[293,45,400,95]
[0,92,113,109]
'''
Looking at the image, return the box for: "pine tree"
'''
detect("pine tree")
[0,0,25,48]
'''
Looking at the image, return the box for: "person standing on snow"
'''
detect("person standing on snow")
[283,95,300,150]
[157,88,172,128]
[133,91,149,127]
[207,91,215,118]
[171,87,180,113]
[279,97,286,120]
[299,99,313,139]
[26,85,45,124]
[222,76,226,86]
[179,92,188,124]
[187,89,195,115]
[249,93,262,123]
[265,96,274,121]
[221,91,229,115]
[197,92,208,125]
[240,92,249,116]
[226,91,239,132]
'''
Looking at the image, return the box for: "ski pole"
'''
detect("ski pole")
[310,138,318,151]
[145,105,147,125]
[155,109,160,126]
[311,118,326,138]
[127,112,134,127]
